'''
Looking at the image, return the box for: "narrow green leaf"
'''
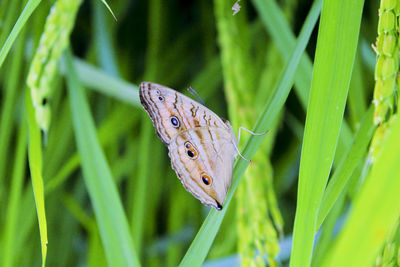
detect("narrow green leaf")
[252,0,354,168]
[348,53,367,128]
[252,0,312,107]
[179,1,322,265]
[64,48,140,267]
[130,119,152,253]
[0,26,26,190]
[3,117,28,267]
[0,0,42,70]
[26,87,48,267]
[321,115,400,267]
[317,106,376,228]
[60,58,140,106]
[99,0,117,21]
[290,1,364,266]
[45,104,138,194]
[311,193,345,267]
[92,0,120,76]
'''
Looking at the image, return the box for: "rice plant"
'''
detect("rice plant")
[0,0,399,266]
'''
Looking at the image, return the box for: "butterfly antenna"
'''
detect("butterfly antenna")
[234,127,269,162]
[187,86,206,106]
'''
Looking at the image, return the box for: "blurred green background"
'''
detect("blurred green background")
[2,0,400,266]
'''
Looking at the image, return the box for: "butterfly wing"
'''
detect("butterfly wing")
[168,127,236,210]
[139,82,229,145]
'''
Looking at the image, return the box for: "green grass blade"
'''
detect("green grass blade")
[311,193,345,267]
[348,53,367,128]
[99,0,117,21]
[2,116,28,267]
[64,48,140,267]
[26,87,48,267]
[45,104,137,194]
[0,1,23,60]
[130,119,152,254]
[317,106,375,228]
[0,0,41,70]
[60,58,140,106]
[179,1,322,265]
[290,1,364,266]
[92,0,119,76]
[252,0,312,107]
[321,115,400,267]
[0,26,26,189]
[253,0,354,162]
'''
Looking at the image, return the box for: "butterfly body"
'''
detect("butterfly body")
[139,82,237,210]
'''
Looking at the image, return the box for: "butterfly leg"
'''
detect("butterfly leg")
[237,127,269,145]
[234,127,269,162]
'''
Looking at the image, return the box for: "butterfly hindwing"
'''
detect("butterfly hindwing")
[168,127,236,210]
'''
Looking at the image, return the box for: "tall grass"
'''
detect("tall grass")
[0,0,398,266]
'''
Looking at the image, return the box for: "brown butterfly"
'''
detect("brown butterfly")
[139,82,265,210]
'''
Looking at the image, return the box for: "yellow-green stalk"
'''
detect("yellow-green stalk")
[214,0,282,265]
[375,217,400,267]
[372,3,400,267]
[27,0,82,135]
[370,0,400,162]
[373,0,399,125]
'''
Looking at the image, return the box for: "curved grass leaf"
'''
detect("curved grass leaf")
[3,116,28,267]
[26,87,48,267]
[99,0,117,21]
[252,0,354,168]
[0,0,42,70]
[252,0,312,107]
[317,106,375,228]
[290,1,364,266]
[60,58,140,106]
[64,48,140,267]
[179,1,322,265]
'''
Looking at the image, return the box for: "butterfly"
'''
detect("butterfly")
[139,82,264,210]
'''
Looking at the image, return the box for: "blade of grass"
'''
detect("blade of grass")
[0,0,22,50]
[130,118,152,253]
[92,0,119,76]
[0,25,26,195]
[42,98,74,180]
[12,187,36,264]
[321,115,400,267]
[348,52,367,128]
[179,1,322,265]
[311,193,345,267]
[290,1,364,266]
[2,115,28,267]
[131,0,165,256]
[26,86,48,267]
[317,106,375,228]
[252,0,354,169]
[252,0,312,107]
[64,48,140,267]
[0,0,42,69]
[60,58,140,106]
[99,0,117,21]
[45,104,138,193]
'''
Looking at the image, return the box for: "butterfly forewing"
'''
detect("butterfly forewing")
[139,82,229,143]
